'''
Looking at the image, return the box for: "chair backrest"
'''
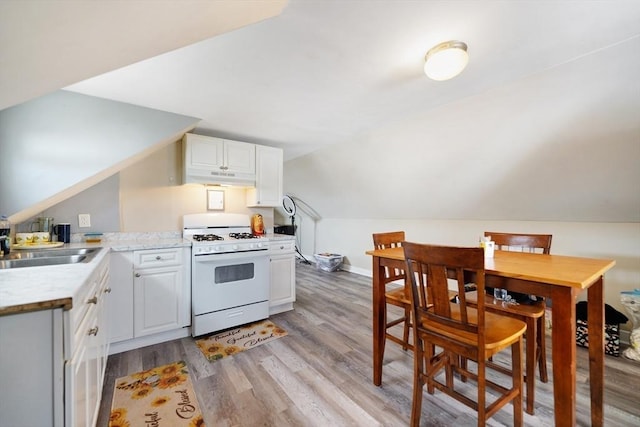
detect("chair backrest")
[373,231,406,283]
[372,231,405,250]
[403,242,485,339]
[485,232,552,254]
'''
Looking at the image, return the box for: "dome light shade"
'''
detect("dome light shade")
[424,40,468,81]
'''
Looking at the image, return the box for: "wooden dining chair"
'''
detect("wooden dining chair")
[465,231,551,415]
[372,232,413,352]
[403,242,525,427]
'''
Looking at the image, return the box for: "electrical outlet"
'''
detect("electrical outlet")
[78,214,91,228]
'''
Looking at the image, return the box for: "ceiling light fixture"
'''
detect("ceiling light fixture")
[424,40,468,81]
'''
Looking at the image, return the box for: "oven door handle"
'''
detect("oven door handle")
[193,249,268,262]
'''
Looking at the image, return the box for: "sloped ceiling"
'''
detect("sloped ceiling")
[0,0,287,110]
[0,91,200,223]
[1,1,638,223]
[0,0,286,223]
[64,1,640,161]
[284,36,640,222]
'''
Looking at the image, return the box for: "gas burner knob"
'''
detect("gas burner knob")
[256,242,263,249]
[214,246,221,251]
[232,244,239,250]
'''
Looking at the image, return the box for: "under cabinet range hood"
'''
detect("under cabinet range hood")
[183,133,256,187]
[183,166,256,187]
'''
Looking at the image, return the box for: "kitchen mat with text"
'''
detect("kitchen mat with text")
[109,360,204,427]
[196,319,288,362]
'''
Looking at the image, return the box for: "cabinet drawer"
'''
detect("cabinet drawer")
[133,248,182,268]
[269,240,295,254]
[71,272,100,332]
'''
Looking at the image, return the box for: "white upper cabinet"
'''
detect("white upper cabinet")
[183,133,256,186]
[246,145,283,207]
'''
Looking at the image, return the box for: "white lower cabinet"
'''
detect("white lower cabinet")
[108,247,191,353]
[108,251,134,342]
[269,240,296,314]
[65,255,110,427]
[134,265,183,336]
[0,253,111,427]
[0,308,65,426]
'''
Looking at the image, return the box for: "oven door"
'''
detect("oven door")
[191,249,269,315]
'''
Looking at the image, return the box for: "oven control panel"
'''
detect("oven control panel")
[193,241,268,255]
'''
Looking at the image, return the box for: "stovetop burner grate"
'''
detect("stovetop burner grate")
[228,232,260,239]
[192,234,224,242]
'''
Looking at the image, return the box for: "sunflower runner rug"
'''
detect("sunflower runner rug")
[109,360,204,427]
[196,319,288,362]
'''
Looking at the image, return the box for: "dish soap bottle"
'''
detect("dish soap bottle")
[0,215,11,255]
[251,214,264,235]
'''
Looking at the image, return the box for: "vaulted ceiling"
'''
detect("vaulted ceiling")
[4,1,638,162]
[2,1,639,222]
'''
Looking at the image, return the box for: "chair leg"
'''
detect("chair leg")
[425,343,436,394]
[402,306,411,351]
[410,338,425,427]
[524,318,536,415]
[477,358,486,427]
[512,338,524,427]
[537,314,549,383]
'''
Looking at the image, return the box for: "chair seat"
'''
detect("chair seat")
[465,291,545,318]
[386,287,409,305]
[464,289,547,416]
[419,304,526,354]
[388,288,459,306]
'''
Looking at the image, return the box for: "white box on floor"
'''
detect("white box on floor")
[314,253,343,272]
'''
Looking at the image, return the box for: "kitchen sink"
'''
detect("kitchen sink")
[0,248,101,269]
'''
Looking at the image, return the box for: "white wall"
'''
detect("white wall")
[283,37,640,223]
[293,214,639,332]
[282,37,640,332]
[30,141,275,234]
[118,141,274,231]
[0,91,199,224]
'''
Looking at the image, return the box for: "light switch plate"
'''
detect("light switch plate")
[78,214,91,228]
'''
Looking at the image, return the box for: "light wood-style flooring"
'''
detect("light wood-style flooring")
[98,262,640,426]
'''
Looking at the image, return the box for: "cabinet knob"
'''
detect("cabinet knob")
[156,255,162,260]
[88,327,99,336]
[135,273,141,278]
[87,296,98,304]
[104,287,112,293]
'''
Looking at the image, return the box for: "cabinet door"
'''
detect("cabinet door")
[270,253,296,311]
[66,304,95,427]
[225,139,256,174]
[247,145,283,207]
[0,309,64,427]
[108,251,134,343]
[68,341,89,427]
[134,265,183,337]
[85,304,101,427]
[92,262,110,425]
[185,134,225,170]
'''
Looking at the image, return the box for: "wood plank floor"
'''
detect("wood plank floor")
[98,262,640,426]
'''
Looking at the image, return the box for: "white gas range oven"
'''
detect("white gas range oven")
[183,213,270,337]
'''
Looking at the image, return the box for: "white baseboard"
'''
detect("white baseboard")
[340,263,370,277]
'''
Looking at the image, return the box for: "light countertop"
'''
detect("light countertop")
[0,235,191,316]
[0,233,294,316]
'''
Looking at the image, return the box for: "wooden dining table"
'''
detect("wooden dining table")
[366,246,616,427]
